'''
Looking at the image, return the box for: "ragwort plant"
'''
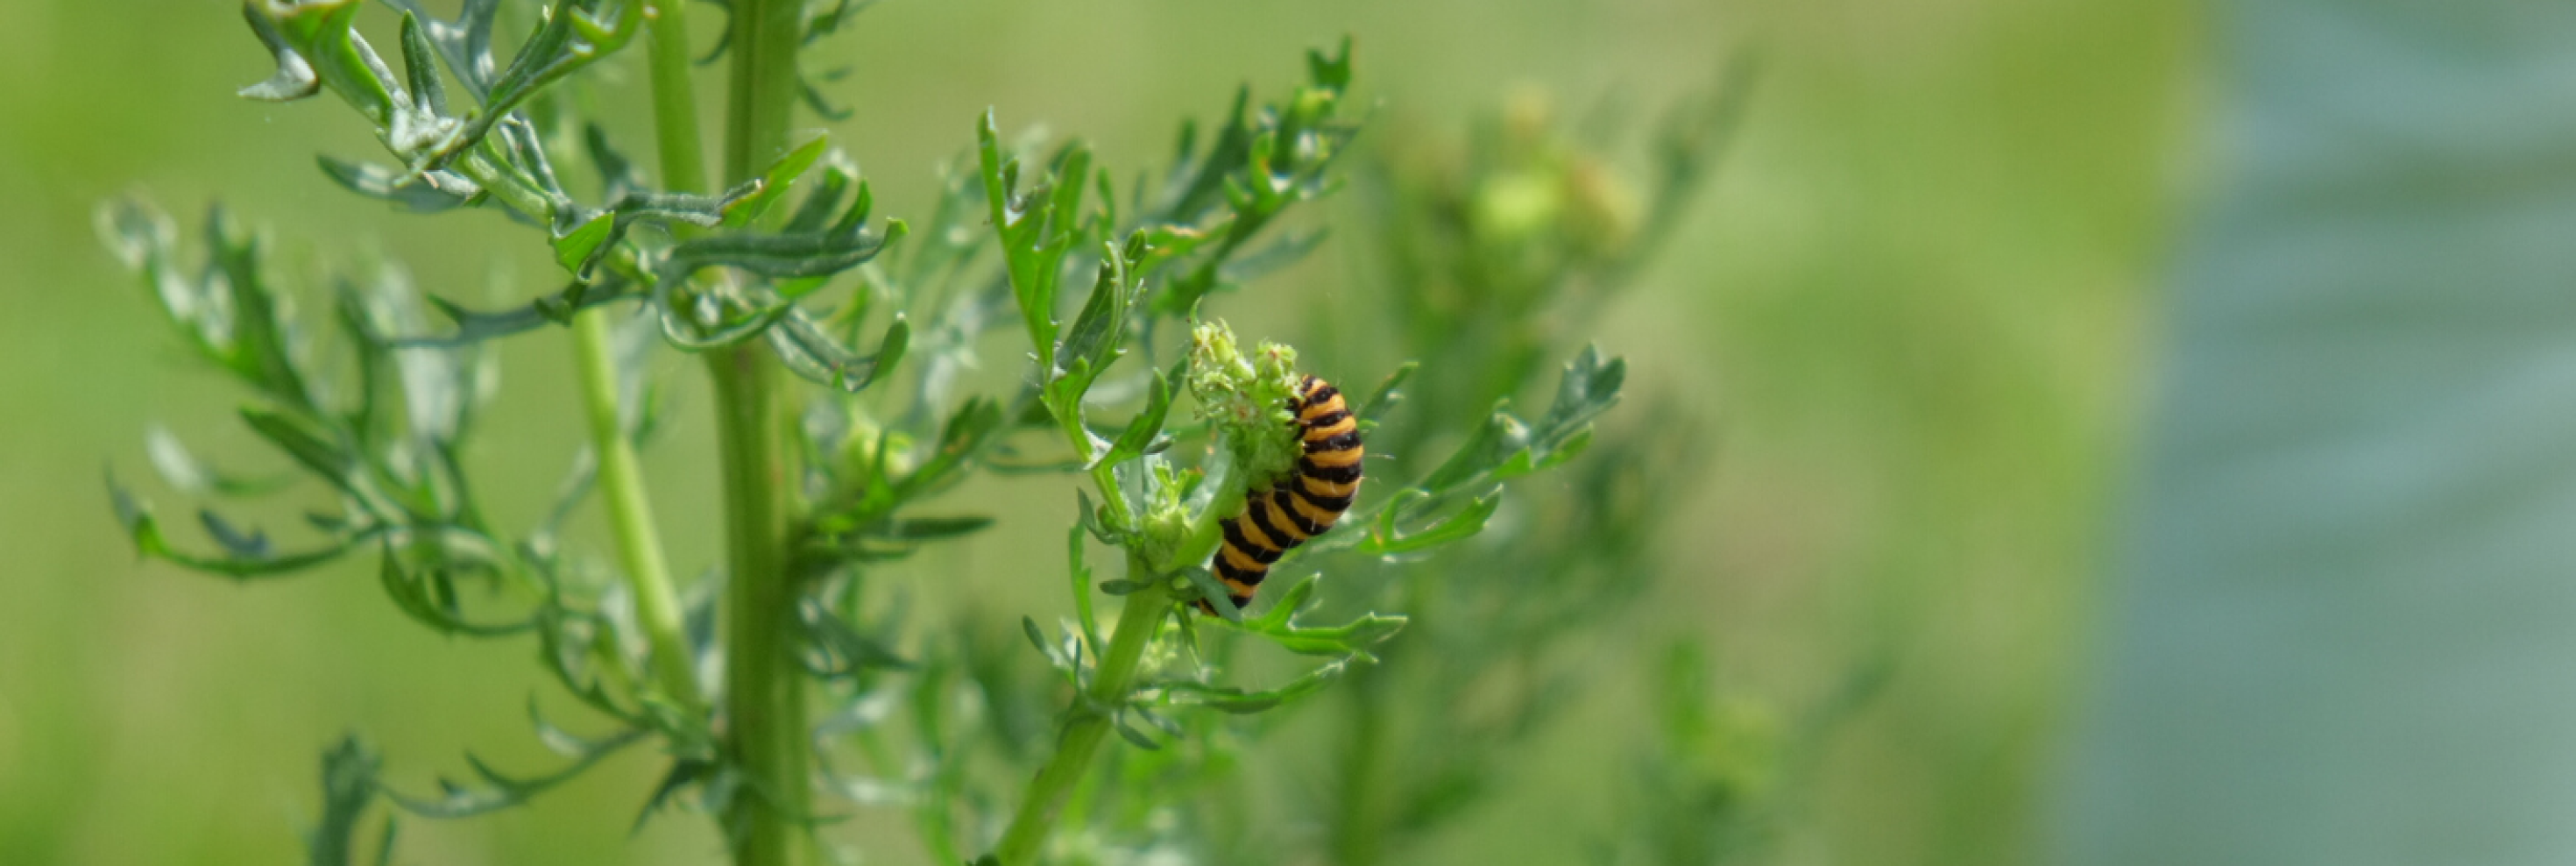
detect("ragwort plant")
[96,2,1670,864]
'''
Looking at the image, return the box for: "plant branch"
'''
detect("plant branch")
[569,309,698,707]
[558,0,711,721]
[992,558,1172,865]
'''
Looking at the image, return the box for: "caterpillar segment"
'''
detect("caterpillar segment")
[1200,375,1366,614]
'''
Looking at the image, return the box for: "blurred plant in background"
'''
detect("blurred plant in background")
[85,2,1848,865]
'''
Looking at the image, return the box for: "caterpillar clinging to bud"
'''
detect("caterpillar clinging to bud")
[1203,374,1363,614]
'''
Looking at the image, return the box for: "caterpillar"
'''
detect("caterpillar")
[1203,374,1365,614]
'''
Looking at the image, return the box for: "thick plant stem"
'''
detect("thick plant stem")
[640,0,710,196]
[993,565,1173,865]
[723,0,807,183]
[712,2,814,864]
[711,346,811,866]
[569,309,698,706]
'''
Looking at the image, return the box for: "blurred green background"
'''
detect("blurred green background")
[0,1,2195,863]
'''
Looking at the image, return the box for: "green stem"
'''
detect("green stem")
[723,0,807,183]
[569,309,699,706]
[1087,464,1135,530]
[454,149,555,224]
[552,0,711,717]
[1333,664,1391,866]
[711,2,813,865]
[992,564,1173,865]
[640,0,711,196]
[710,346,812,866]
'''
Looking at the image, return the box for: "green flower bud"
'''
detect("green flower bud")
[1188,320,1306,491]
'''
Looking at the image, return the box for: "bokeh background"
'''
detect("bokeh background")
[0,1,2197,863]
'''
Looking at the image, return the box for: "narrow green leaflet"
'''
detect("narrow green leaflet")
[723,135,832,227]
[381,728,648,819]
[1093,363,1178,471]
[1233,575,1407,656]
[1156,653,1371,715]
[304,736,396,866]
[1361,490,1500,556]
[106,472,362,579]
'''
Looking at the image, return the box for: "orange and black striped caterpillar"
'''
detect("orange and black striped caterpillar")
[1203,374,1364,614]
